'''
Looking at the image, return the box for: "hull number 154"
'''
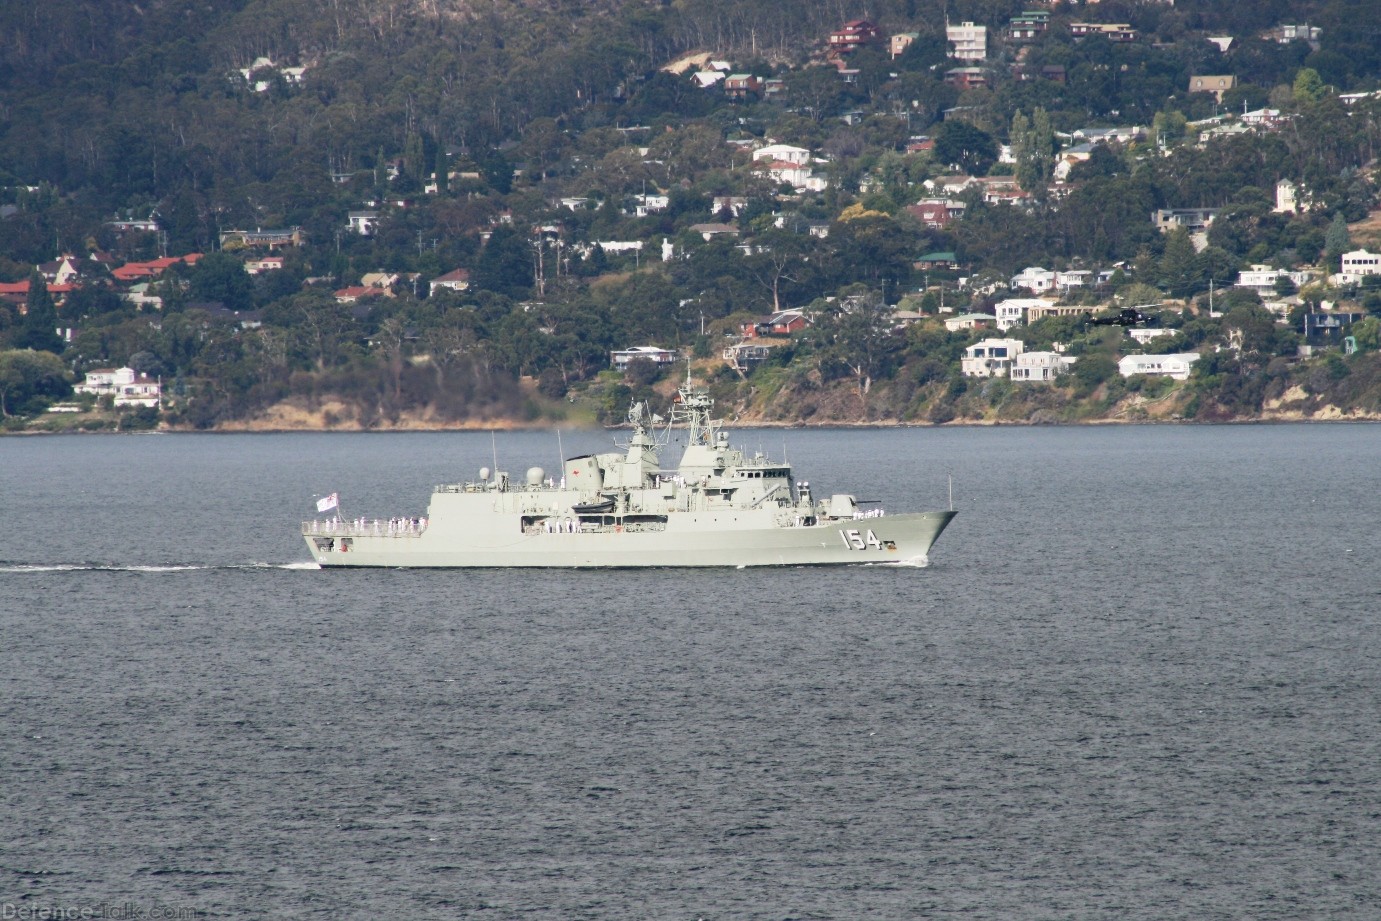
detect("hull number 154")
[839,528,882,550]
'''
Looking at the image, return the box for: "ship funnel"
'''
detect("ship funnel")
[564,455,603,490]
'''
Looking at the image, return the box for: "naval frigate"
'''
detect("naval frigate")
[301,375,955,568]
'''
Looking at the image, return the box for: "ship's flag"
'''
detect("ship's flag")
[316,492,339,513]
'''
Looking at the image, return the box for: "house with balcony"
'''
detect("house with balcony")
[1235,264,1313,296]
[1010,351,1075,382]
[611,346,680,369]
[1008,11,1050,42]
[723,74,762,99]
[828,20,881,56]
[962,338,1025,377]
[75,367,161,408]
[944,67,989,90]
[994,297,1054,330]
[1071,22,1137,42]
[946,21,987,60]
[1011,266,1057,293]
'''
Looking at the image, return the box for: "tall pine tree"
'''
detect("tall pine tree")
[1324,212,1351,268]
[16,270,63,354]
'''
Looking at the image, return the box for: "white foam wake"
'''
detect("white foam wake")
[0,561,320,573]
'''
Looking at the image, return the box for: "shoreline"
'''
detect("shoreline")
[8,413,1381,435]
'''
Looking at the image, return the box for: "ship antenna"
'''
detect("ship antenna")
[491,430,499,485]
[557,428,565,481]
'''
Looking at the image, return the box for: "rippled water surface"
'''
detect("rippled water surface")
[2,425,1379,919]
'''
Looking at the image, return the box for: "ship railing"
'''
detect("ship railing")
[302,518,428,537]
[523,520,668,535]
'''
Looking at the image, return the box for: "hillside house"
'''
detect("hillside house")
[429,269,471,296]
[244,256,284,274]
[1188,75,1236,101]
[723,74,762,99]
[1118,353,1200,380]
[944,67,989,90]
[1008,11,1050,42]
[1011,266,1057,292]
[829,20,881,56]
[741,309,809,339]
[1154,208,1217,235]
[1337,250,1381,285]
[348,211,379,235]
[220,227,303,250]
[947,21,987,60]
[75,367,160,408]
[1071,22,1137,42]
[945,313,996,332]
[1010,351,1075,382]
[962,338,1025,377]
[994,297,1054,330]
[1236,264,1313,295]
[753,144,811,166]
[905,199,964,228]
[611,346,680,369]
[890,33,918,58]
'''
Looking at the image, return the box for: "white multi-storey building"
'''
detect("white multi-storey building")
[1010,351,1076,382]
[1338,249,1381,285]
[947,21,987,61]
[994,297,1052,330]
[962,338,1024,377]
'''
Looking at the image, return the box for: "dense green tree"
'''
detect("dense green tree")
[1158,226,1201,297]
[1010,109,1052,191]
[188,252,254,311]
[14,271,63,353]
[0,348,70,416]
[1293,67,1325,104]
[933,120,998,176]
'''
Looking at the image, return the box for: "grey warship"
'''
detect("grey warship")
[301,374,956,568]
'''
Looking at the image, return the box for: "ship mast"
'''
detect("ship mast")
[667,363,719,446]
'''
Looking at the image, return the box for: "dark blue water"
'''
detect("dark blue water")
[2,425,1379,919]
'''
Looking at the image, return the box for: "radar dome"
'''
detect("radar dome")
[479,466,490,480]
[526,466,545,486]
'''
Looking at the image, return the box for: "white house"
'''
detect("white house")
[610,346,680,369]
[1118,353,1200,381]
[630,193,669,216]
[429,268,471,296]
[994,297,1052,330]
[347,211,379,235]
[944,312,997,332]
[244,256,284,274]
[1235,264,1312,295]
[1010,266,1056,292]
[75,367,161,408]
[1127,327,1172,345]
[1010,351,1076,382]
[753,144,811,166]
[1337,249,1381,285]
[962,338,1025,377]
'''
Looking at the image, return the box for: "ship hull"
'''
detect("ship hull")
[305,510,956,569]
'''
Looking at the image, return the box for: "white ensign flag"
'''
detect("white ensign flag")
[316,492,339,513]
